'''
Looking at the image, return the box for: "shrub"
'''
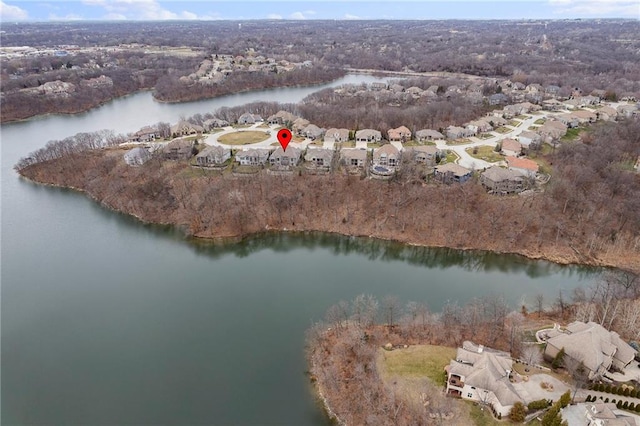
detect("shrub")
[612,399,617,404]
[624,388,631,397]
[528,399,551,410]
[617,401,623,409]
[629,403,635,410]
[605,385,612,393]
[631,390,638,398]
[552,348,565,369]
[623,401,629,409]
[585,395,592,402]
[635,405,640,413]
[559,391,571,408]
[509,402,527,423]
[605,398,609,403]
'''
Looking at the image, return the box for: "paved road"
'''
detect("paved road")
[204,122,318,150]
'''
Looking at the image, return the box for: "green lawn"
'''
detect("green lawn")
[495,126,512,134]
[445,150,460,164]
[218,130,270,145]
[378,344,455,385]
[516,115,529,120]
[560,127,585,142]
[534,118,547,125]
[447,138,473,145]
[466,145,504,163]
[467,402,503,426]
[340,141,356,148]
[479,133,494,140]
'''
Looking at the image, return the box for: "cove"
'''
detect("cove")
[1,74,602,425]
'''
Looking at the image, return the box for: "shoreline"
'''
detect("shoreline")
[17,173,635,274]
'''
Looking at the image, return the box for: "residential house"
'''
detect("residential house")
[501,138,523,157]
[163,139,194,160]
[303,124,324,140]
[372,144,401,172]
[542,321,638,380]
[387,126,411,142]
[324,128,350,143]
[269,146,301,169]
[235,148,270,166]
[506,156,539,177]
[304,148,334,170]
[538,120,568,141]
[596,106,618,121]
[196,145,231,166]
[446,341,522,418]
[558,113,580,128]
[561,402,640,426]
[292,118,311,135]
[237,113,262,125]
[446,126,470,140]
[341,149,368,169]
[518,131,542,149]
[124,147,152,166]
[415,129,444,142]
[545,85,561,97]
[129,126,160,142]
[489,93,509,105]
[572,110,597,124]
[563,99,583,110]
[542,98,564,111]
[203,118,229,131]
[408,146,440,165]
[466,119,493,135]
[480,166,525,194]
[370,82,387,91]
[590,89,607,100]
[355,129,382,143]
[171,120,204,137]
[617,104,638,119]
[267,110,298,126]
[434,163,472,184]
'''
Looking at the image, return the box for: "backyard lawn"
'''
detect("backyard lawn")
[378,344,454,385]
[218,130,270,145]
[466,145,504,163]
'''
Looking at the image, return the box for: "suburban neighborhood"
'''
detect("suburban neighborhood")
[121,83,639,196]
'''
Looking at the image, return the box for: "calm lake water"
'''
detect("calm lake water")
[1,76,599,425]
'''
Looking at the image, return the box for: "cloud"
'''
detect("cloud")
[289,11,306,19]
[49,12,84,21]
[267,13,282,19]
[548,0,640,17]
[83,0,210,20]
[104,12,127,19]
[0,1,29,20]
[344,13,361,20]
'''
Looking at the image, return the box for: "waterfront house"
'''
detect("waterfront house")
[372,144,400,172]
[304,148,334,170]
[480,166,525,194]
[269,146,302,169]
[163,139,194,160]
[434,163,472,184]
[203,118,229,131]
[446,341,522,418]
[341,149,367,169]
[303,124,325,140]
[196,145,231,166]
[542,321,637,380]
[237,113,262,125]
[506,156,539,178]
[171,120,204,137]
[235,148,270,166]
[124,147,152,166]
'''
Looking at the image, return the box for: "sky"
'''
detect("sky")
[0,0,638,22]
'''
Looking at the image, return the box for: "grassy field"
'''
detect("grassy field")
[534,118,547,125]
[218,131,270,145]
[495,126,512,134]
[560,127,585,142]
[447,138,473,145]
[466,145,504,163]
[377,345,502,426]
[378,344,455,384]
[445,150,460,164]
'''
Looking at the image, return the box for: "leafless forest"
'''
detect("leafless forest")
[15,119,640,273]
[2,20,639,122]
[305,267,639,425]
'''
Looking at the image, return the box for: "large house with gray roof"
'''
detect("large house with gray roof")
[542,321,637,380]
[446,341,522,418]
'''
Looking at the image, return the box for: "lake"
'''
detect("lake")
[1,76,599,425]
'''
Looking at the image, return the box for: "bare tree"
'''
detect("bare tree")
[521,345,543,367]
[381,295,401,328]
[535,294,544,318]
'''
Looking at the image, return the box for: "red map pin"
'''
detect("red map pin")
[277,128,292,152]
